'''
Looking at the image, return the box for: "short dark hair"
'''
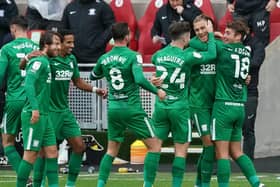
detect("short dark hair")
[111,22,129,41]
[39,31,62,50]
[58,29,74,42]
[168,21,191,41]
[9,16,28,30]
[226,20,249,41]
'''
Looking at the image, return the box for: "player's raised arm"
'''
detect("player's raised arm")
[132,55,165,100]
[186,32,217,64]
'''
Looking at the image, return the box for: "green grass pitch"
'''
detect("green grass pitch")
[1,171,280,187]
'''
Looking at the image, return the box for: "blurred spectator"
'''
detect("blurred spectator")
[242,34,265,161]
[0,0,18,48]
[151,0,201,47]
[26,0,70,31]
[227,0,277,46]
[62,0,115,69]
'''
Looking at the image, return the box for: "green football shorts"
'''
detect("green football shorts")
[1,100,25,135]
[49,110,81,141]
[108,108,156,142]
[211,101,245,141]
[152,107,192,143]
[21,112,56,151]
[190,107,212,137]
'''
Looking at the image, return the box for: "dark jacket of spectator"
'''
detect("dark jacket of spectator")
[62,0,115,65]
[0,0,18,48]
[244,35,265,97]
[227,0,270,14]
[151,0,201,46]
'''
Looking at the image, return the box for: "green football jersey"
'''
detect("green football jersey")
[0,38,39,101]
[188,36,221,109]
[49,54,80,112]
[215,42,250,102]
[23,56,52,114]
[90,46,158,109]
[152,33,217,109]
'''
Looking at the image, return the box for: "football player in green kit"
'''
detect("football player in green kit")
[188,15,220,187]
[0,16,39,175]
[211,20,264,187]
[16,31,61,187]
[151,21,216,187]
[90,22,166,187]
[31,29,107,187]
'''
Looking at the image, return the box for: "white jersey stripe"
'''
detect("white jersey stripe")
[27,128,33,150]
[144,117,155,138]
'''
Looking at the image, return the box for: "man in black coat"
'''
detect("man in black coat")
[151,0,201,47]
[62,0,115,70]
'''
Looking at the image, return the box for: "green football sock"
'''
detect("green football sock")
[45,158,58,187]
[98,154,114,187]
[217,159,230,187]
[235,155,260,187]
[201,145,215,186]
[172,156,186,187]
[4,145,21,172]
[66,152,83,186]
[16,159,33,187]
[144,152,161,187]
[195,152,203,187]
[33,157,45,187]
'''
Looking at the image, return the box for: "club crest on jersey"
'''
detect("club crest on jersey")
[32,61,41,71]
[88,8,96,16]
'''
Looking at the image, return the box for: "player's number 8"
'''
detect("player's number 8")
[109,68,124,90]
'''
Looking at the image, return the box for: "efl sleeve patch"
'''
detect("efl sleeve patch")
[136,55,143,64]
[32,61,42,71]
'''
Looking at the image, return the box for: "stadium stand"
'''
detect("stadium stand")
[106,0,138,51]
[194,0,217,25]
[26,29,45,44]
[137,0,167,65]
[270,2,280,42]
[217,8,233,33]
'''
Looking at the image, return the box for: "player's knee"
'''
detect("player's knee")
[72,141,86,154]
[44,146,58,158]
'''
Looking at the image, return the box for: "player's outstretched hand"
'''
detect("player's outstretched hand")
[157,89,166,101]
[150,73,163,87]
[96,88,108,99]
[19,50,44,69]
[31,110,40,124]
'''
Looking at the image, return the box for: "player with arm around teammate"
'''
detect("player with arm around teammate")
[211,20,265,187]
[16,31,61,187]
[151,21,216,187]
[29,29,107,187]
